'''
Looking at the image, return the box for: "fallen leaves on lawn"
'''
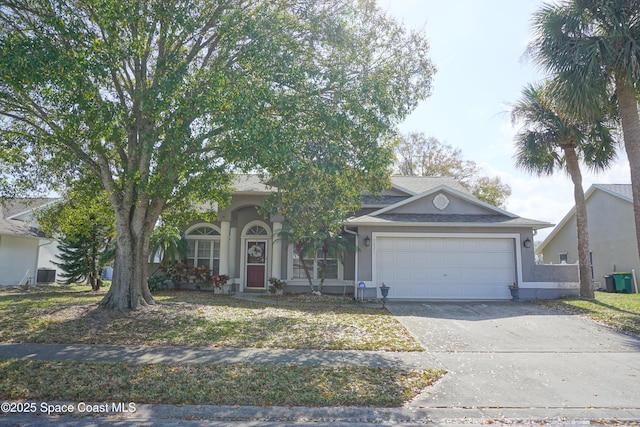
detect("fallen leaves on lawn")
[0,359,445,407]
[0,290,423,351]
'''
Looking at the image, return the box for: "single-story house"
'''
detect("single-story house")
[180,175,578,300]
[537,184,639,291]
[0,198,59,286]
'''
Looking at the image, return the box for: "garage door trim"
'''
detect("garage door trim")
[372,232,523,299]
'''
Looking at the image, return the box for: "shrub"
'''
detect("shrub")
[148,274,169,292]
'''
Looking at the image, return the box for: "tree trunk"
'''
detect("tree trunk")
[615,74,640,276]
[564,145,594,299]
[99,208,156,311]
[296,243,316,292]
[90,229,99,291]
[318,250,327,293]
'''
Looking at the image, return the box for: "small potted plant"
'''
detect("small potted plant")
[211,274,229,294]
[508,282,519,301]
[268,277,286,296]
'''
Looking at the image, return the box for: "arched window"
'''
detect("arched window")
[246,225,268,236]
[185,224,221,274]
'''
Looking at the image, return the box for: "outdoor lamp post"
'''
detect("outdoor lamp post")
[379,282,390,308]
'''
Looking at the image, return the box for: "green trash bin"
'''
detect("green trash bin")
[612,272,633,293]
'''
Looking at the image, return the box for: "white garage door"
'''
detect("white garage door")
[375,236,516,299]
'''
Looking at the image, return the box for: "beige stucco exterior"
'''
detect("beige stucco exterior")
[539,185,639,290]
[169,176,578,299]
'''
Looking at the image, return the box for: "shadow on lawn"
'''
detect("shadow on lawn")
[154,290,386,315]
[0,293,413,350]
[589,298,640,317]
[0,341,423,370]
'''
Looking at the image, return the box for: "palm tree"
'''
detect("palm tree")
[149,224,188,272]
[512,83,617,299]
[529,0,640,279]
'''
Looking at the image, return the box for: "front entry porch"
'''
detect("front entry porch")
[186,204,284,292]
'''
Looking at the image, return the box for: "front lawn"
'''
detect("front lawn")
[0,285,422,351]
[0,285,440,408]
[0,359,444,407]
[540,292,640,336]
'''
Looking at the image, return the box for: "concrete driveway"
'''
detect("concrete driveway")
[387,301,640,420]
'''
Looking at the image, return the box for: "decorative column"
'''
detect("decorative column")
[229,226,237,278]
[271,221,282,279]
[219,220,230,276]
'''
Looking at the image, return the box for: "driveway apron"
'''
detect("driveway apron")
[387,301,640,414]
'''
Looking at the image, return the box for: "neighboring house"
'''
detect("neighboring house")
[538,184,639,291]
[179,175,577,300]
[0,198,59,286]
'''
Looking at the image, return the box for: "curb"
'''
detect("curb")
[2,402,640,426]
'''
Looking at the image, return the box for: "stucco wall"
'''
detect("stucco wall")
[191,203,289,286]
[37,239,60,270]
[391,192,496,215]
[0,235,39,286]
[541,190,639,288]
[357,225,537,282]
[352,225,575,300]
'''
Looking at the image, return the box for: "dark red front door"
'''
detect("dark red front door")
[246,241,266,288]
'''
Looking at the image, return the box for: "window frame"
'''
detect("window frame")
[288,244,343,281]
[185,224,221,275]
[558,252,568,264]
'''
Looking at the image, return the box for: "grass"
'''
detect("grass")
[0,284,423,351]
[0,359,444,407]
[0,284,440,408]
[539,292,640,336]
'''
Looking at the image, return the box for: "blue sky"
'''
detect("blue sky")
[376,0,631,241]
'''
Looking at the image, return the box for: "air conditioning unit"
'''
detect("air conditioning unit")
[36,269,56,284]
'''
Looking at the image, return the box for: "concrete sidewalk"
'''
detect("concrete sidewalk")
[0,342,437,369]
[1,341,640,425]
[3,298,640,424]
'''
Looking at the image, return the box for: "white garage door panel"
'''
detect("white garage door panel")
[375,236,515,300]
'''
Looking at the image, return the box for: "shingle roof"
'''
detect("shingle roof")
[594,184,633,202]
[362,195,410,206]
[231,175,469,199]
[2,198,58,219]
[0,206,43,238]
[231,175,273,194]
[0,198,55,238]
[390,176,470,195]
[346,213,552,229]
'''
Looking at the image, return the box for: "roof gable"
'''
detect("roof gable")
[370,185,517,218]
[537,184,632,253]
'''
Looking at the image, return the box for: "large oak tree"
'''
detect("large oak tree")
[0,0,434,310]
[393,133,512,208]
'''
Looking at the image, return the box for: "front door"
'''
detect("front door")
[246,241,267,288]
